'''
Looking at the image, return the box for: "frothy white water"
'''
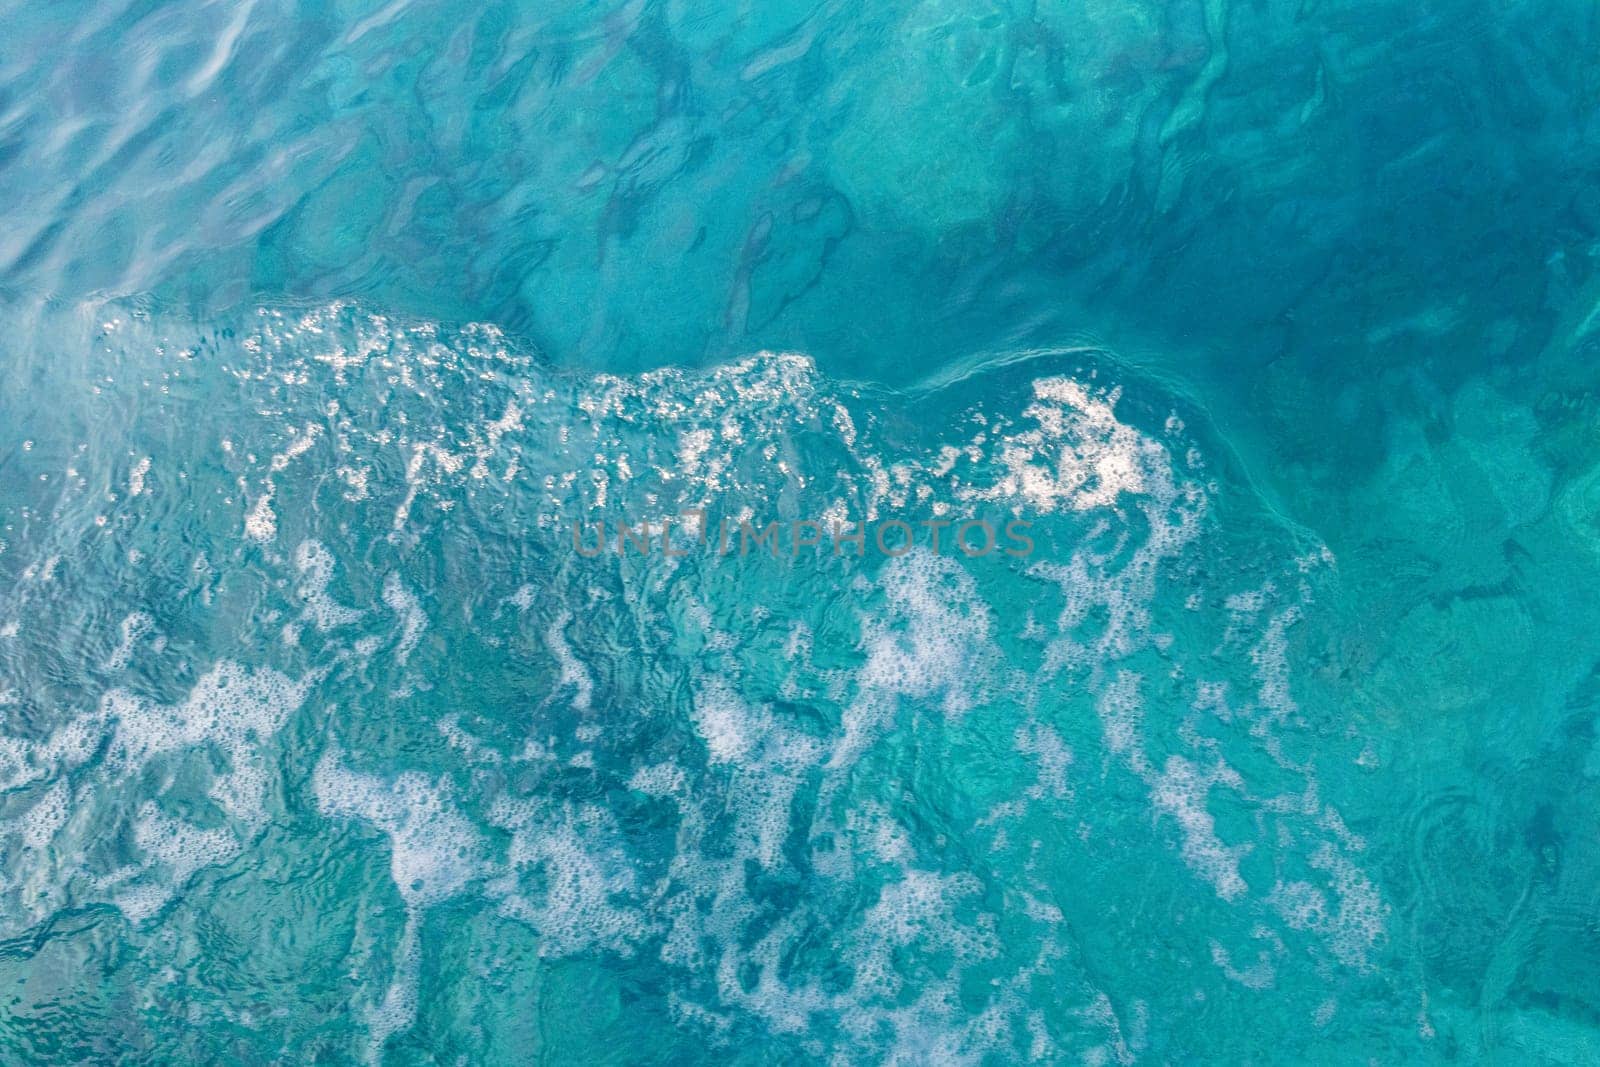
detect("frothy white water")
[0,660,312,932]
[0,304,1385,1060]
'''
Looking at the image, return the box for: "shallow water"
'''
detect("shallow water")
[3,2,1600,1064]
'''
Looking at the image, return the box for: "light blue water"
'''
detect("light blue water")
[3,2,1600,1064]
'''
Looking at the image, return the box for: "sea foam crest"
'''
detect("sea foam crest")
[0,304,1389,1059]
[0,660,310,933]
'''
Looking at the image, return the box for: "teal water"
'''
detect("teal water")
[3,2,1600,1064]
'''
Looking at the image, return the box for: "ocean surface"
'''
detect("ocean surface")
[2,1,1600,1063]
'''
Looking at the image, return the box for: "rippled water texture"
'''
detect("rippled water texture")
[4,2,1600,1064]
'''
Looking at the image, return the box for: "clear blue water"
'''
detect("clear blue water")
[3,1,1600,1063]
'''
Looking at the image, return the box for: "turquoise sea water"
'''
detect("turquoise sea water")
[4,1,1600,1063]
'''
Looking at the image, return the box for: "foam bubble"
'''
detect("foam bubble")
[544,611,594,712]
[1210,935,1278,991]
[365,910,423,1061]
[691,679,758,764]
[244,485,276,541]
[628,762,685,797]
[0,304,1393,1056]
[0,653,303,929]
[105,661,307,780]
[489,799,648,957]
[1015,722,1073,800]
[382,573,427,666]
[21,780,69,853]
[1308,842,1386,968]
[1149,756,1250,902]
[127,455,151,497]
[1096,671,1146,767]
[118,803,243,922]
[833,551,998,770]
[294,540,363,630]
[103,611,154,671]
[312,747,482,907]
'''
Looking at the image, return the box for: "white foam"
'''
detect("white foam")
[294,540,363,630]
[489,799,648,957]
[691,678,757,763]
[1149,756,1249,902]
[268,423,320,472]
[1210,936,1277,990]
[436,715,501,763]
[678,427,714,472]
[103,611,154,671]
[118,803,243,922]
[382,573,427,666]
[309,749,479,1058]
[1096,671,1146,768]
[244,484,276,541]
[1080,992,1140,1067]
[627,761,684,797]
[21,780,69,853]
[1094,672,1259,903]
[366,909,422,1061]
[953,378,1157,514]
[312,747,481,907]
[338,465,371,501]
[127,455,151,497]
[1251,604,1302,724]
[1015,722,1072,800]
[105,661,306,780]
[29,308,1389,1054]
[1308,842,1386,968]
[78,663,313,911]
[688,680,824,868]
[833,551,997,770]
[544,611,594,711]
